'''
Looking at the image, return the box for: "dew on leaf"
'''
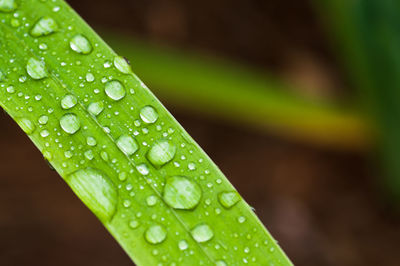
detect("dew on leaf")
[136,163,149,175]
[129,220,140,229]
[26,57,47,80]
[61,94,77,109]
[163,176,201,210]
[178,240,189,250]
[84,150,94,160]
[114,56,131,74]
[140,105,158,124]
[67,168,117,221]
[145,224,167,244]
[191,223,214,243]
[17,118,35,134]
[215,260,227,266]
[88,101,104,116]
[30,16,58,37]
[86,136,97,146]
[38,115,49,125]
[116,134,138,156]
[60,113,80,134]
[86,73,95,82]
[147,139,176,167]
[146,195,158,206]
[70,34,92,54]
[0,0,17,12]
[218,191,241,209]
[105,80,126,101]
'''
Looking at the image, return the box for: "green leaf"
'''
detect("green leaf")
[0,0,292,265]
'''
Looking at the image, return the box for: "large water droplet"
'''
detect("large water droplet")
[30,16,58,37]
[145,224,167,244]
[70,34,92,54]
[140,105,158,124]
[88,101,104,116]
[67,168,117,221]
[147,139,176,167]
[116,134,138,156]
[61,94,77,109]
[26,57,47,80]
[0,0,17,12]
[60,113,80,134]
[191,223,214,243]
[163,176,201,210]
[218,191,240,209]
[17,118,35,134]
[105,80,126,101]
[114,56,131,74]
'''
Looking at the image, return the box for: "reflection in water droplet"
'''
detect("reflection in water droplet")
[191,223,214,243]
[163,176,201,210]
[146,195,158,206]
[26,57,47,80]
[145,224,167,244]
[105,80,126,101]
[218,191,240,209]
[88,101,104,116]
[30,16,58,37]
[140,105,158,124]
[38,115,49,125]
[17,118,35,134]
[114,56,131,74]
[70,34,92,54]
[116,134,138,156]
[60,113,80,134]
[147,139,176,167]
[67,168,117,221]
[0,0,17,12]
[61,94,77,109]
[86,73,95,82]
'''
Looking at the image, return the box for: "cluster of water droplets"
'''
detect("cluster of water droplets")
[0,1,282,264]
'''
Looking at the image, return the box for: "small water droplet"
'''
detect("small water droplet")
[145,224,167,244]
[146,195,158,206]
[17,118,35,134]
[116,134,138,156]
[6,85,15,94]
[67,168,117,221]
[136,163,149,175]
[86,73,95,82]
[0,0,17,12]
[105,80,126,101]
[188,162,196,170]
[30,16,58,37]
[70,34,92,54]
[191,223,214,243]
[215,260,227,266]
[218,191,241,209]
[163,176,201,210]
[86,136,97,146]
[84,150,94,160]
[40,129,50,138]
[238,216,246,224]
[26,57,47,80]
[140,105,158,124]
[88,101,104,116]
[178,240,188,250]
[129,220,140,229]
[38,115,49,125]
[61,94,77,109]
[60,113,80,134]
[114,56,131,74]
[147,139,176,167]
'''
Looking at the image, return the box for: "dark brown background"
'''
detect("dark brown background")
[1,0,399,265]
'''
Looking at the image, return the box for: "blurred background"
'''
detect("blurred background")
[1,0,400,265]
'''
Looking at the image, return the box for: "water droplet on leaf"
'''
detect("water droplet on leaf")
[116,134,138,156]
[60,113,80,134]
[70,34,92,54]
[105,80,126,101]
[30,16,58,37]
[145,224,167,244]
[147,139,176,167]
[17,118,35,134]
[163,176,201,210]
[67,168,117,221]
[140,105,158,124]
[191,223,214,243]
[61,94,77,109]
[146,195,158,206]
[178,240,188,250]
[88,101,104,116]
[26,57,47,80]
[0,0,17,12]
[218,191,240,209]
[114,56,131,74]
